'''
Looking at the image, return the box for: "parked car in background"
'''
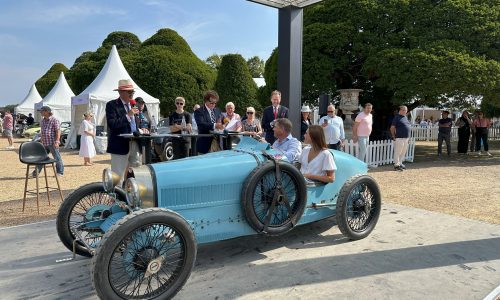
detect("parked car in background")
[153,118,175,161]
[30,121,71,146]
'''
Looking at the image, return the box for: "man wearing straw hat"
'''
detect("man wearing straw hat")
[106,79,143,183]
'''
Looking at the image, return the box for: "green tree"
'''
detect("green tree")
[35,63,69,97]
[214,54,260,114]
[205,54,224,71]
[247,56,265,77]
[257,0,500,112]
[299,0,499,109]
[68,32,141,94]
[131,29,215,116]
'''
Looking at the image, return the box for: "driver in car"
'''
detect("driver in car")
[261,118,301,163]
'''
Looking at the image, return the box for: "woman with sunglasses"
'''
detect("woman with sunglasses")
[241,107,262,137]
[299,125,336,183]
[169,97,192,159]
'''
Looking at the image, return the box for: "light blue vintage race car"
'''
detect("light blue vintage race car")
[56,137,381,299]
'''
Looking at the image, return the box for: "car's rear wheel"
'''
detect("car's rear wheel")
[161,141,174,161]
[56,182,125,257]
[242,160,307,235]
[336,175,381,240]
[92,208,196,300]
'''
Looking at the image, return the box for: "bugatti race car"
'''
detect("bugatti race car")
[56,137,381,299]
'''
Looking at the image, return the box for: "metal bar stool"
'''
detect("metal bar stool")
[19,141,64,214]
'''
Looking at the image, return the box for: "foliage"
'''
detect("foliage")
[142,29,193,55]
[247,56,265,77]
[214,54,260,114]
[35,63,69,97]
[205,54,224,71]
[268,0,500,110]
[102,31,141,51]
[130,45,215,116]
[66,29,215,116]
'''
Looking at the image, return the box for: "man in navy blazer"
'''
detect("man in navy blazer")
[106,79,143,183]
[261,90,289,144]
[194,90,224,154]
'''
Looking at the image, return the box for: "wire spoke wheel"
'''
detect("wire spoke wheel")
[109,223,186,298]
[336,175,381,240]
[242,161,307,235]
[57,182,125,257]
[92,208,196,300]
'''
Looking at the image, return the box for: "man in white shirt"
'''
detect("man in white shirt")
[319,104,345,150]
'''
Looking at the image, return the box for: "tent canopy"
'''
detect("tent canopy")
[34,72,74,122]
[14,84,42,117]
[67,45,160,149]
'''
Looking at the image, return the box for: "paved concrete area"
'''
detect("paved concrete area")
[0,203,499,300]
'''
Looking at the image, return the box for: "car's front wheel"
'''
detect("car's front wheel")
[336,175,381,240]
[92,208,197,300]
[56,182,125,257]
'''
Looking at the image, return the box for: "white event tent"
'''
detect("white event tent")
[33,72,74,123]
[14,84,42,117]
[66,45,160,149]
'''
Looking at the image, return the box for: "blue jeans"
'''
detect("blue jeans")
[358,136,369,162]
[35,145,64,175]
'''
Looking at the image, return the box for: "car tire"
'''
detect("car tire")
[335,174,381,240]
[56,182,126,257]
[160,141,174,161]
[241,160,307,235]
[92,208,196,300]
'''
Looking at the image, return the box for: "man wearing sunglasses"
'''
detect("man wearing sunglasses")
[319,104,345,150]
[106,79,142,183]
[194,90,224,154]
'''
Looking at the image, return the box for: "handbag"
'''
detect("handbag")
[209,137,221,152]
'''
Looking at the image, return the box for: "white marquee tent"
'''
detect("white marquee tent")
[66,45,160,149]
[14,84,42,117]
[33,72,74,123]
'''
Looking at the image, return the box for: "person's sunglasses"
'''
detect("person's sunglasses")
[246,112,254,114]
[208,101,217,105]
[126,90,135,95]
[327,111,334,113]
[176,102,184,105]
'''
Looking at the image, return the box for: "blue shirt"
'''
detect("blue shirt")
[392,114,411,138]
[272,134,302,162]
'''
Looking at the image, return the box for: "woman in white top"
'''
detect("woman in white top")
[79,111,96,166]
[300,125,337,183]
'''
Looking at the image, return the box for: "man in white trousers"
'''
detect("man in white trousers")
[390,106,411,171]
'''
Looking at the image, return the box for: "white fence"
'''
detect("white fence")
[411,126,500,141]
[344,138,416,166]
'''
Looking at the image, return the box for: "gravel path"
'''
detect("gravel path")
[0,138,498,227]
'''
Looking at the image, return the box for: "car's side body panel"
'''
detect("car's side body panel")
[149,141,367,244]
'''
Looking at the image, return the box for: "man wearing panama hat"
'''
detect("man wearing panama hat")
[106,79,143,183]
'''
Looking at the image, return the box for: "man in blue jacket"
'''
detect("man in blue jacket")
[106,79,142,182]
[194,90,224,154]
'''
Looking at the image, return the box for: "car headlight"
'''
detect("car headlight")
[125,178,141,207]
[102,168,120,192]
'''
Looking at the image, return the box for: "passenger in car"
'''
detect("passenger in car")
[299,125,336,183]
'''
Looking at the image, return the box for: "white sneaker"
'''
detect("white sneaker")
[486,152,492,156]
[477,151,482,156]
[6,146,14,149]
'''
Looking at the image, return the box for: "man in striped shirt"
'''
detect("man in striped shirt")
[34,106,64,176]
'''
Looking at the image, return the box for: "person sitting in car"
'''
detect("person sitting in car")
[299,125,336,183]
[260,118,301,162]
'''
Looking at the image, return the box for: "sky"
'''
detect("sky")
[0,0,278,107]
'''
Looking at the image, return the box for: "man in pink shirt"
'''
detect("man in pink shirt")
[352,103,373,162]
[2,110,14,149]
